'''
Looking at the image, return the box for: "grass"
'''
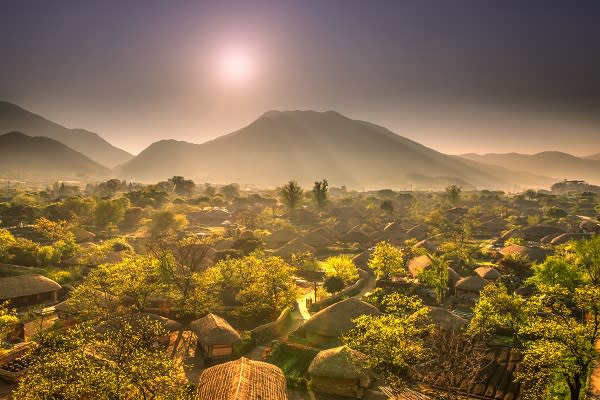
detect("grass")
[267,341,319,390]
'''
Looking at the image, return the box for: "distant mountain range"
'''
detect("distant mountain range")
[461,152,600,184]
[118,110,550,189]
[1,101,598,189]
[0,131,109,180]
[0,101,132,167]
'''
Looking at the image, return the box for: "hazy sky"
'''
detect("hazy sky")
[1,0,599,155]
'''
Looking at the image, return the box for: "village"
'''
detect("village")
[1,178,599,400]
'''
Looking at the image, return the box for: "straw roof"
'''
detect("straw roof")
[447,267,461,287]
[406,224,428,241]
[412,239,438,253]
[521,225,566,241]
[308,346,371,380]
[550,232,592,245]
[427,307,467,331]
[263,229,300,248]
[408,255,431,278]
[0,275,61,301]
[455,275,489,293]
[273,238,316,258]
[303,298,381,338]
[189,313,241,345]
[499,244,551,263]
[352,251,371,269]
[340,228,371,245]
[474,266,501,280]
[196,357,287,400]
[301,228,338,248]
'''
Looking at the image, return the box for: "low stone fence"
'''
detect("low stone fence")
[250,306,293,345]
[309,268,369,312]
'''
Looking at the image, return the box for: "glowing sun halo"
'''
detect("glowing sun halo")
[217,47,255,84]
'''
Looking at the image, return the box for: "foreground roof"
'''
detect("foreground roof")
[308,345,371,380]
[196,357,287,400]
[189,313,241,345]
[0,274,61,300]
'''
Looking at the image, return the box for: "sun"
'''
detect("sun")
[217,46,255,85]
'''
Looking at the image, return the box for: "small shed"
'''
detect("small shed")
[0,275,61,308]
[308,346,373,398]
[454,275,490,299]
[196,357,287,400]
[189,313,241,359]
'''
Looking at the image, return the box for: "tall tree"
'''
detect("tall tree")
[280,180,303,211]
[416,251,449,305]
[312,179,328,208]
[445,185,461,204]
[368,241,405,279]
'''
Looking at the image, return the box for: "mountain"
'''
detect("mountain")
[585,153,600,161]
[0,131,110,180]
[119,110,551,190]
[460,152,600,184]
[0,101,132,167]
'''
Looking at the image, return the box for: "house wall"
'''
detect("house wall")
[310,376,363,398]
[5,290,58,308]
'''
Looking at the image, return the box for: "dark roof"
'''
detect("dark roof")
[0,275,61,300]
[303,298,381,338]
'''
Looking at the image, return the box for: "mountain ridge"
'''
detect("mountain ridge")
[0,101,132,168]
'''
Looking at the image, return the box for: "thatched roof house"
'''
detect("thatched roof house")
[550,232,592,245]
[474,266,502,281]
[499,244,551,263]
[301,298,381,346]
[196,357,287,400]
[273,238,316,258]
[0,275,61,308]
[406,224,429,241]
[447,267,462,289]
[352,251,371,270]
[412,239,438,254]
[308,346,373,398]
[454,275,489,298]
[263,229,300,249]
[301,227,338,248]
[189,313,241,358]
[340,227,372,246]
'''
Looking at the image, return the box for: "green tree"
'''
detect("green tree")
[368,241,405,279]
[516,285,600,400]
[148,210,188,239]
[322,255,359,284]
[343,294,433,387]
[94,198,129,229]
[416,251,449,305]
[323,275,345,294]
[526,255,582,292]
[280,180,303,211]
[220,183,240,201]
[572,235,600,285]
[168,176,196,196]
[445,185,461,204]
[0,301,18,342]
[15,318,183,399]
[312,179,328,208]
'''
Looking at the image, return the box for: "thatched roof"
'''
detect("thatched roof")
[499,244,551,263]
[412,239,438,253]
[273,238,316,258]
[303,298,381,338]
[308,346,371,380]
[408,255,431,278]
[550,232,592,245]
[196,357,287,400]
[301,228,337,248]
[352,251,371,270]
[340,228,371,245]
[521,225,566,241]
[455,275,489,293]
[428,307,467,331]
[0,275,61,301]
[474,266,501,280]
[447,267,461,287]
[189,313,241,345]
[406,224,428,241]
[263,229,299,248]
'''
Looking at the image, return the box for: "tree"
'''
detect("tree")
[572,235,600,285]
[368,241,405,279]
[15,318,183,399]
[323,275,345,294]
[416,251,449,305]
[516,285,600,400]
[526,255,582,292]
[343,293,432,388]
[467,283,529,341]
[148,235,219,357]
[380,199,394,212]
[280,180,303,211]
[312,179,328,208]
[445,185,461,204]
[94,198,129,229]
[322,255,359,284]
[0,301,18,342]
[168,176,196,196]
[220,183,240,201]
[148,210,188,239]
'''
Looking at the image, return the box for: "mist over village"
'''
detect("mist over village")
[1,2,600,400]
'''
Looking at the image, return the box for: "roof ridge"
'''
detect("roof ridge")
[234,357,245,400]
